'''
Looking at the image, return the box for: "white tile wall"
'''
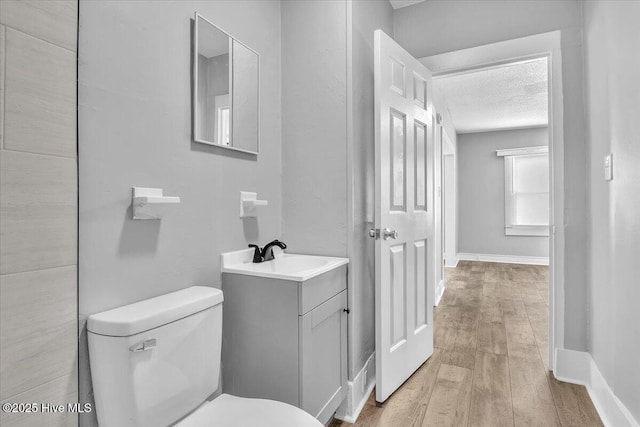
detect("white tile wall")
[0,2,78,426]
[0,151,77,274]
[0,374,78,427]
[4,28,76,157]
[0,25,5,147]
[0,266,78,400]
[0,0,78,51]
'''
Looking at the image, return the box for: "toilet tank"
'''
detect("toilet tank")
[87,286,223,427]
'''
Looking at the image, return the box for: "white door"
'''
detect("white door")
[373,29,434,403]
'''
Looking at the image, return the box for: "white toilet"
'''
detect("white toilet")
[87,286,322,427]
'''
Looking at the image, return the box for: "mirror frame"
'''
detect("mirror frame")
[192,12,260,155]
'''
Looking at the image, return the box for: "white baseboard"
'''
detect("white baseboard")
[457,252,549,266]
[444,256,459,268]
[555,349,639,427]
[334,353,375,423]
[435,279,445,306]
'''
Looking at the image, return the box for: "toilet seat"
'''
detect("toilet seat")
[176,394,323,427]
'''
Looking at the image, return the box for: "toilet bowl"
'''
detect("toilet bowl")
[176,394,321,427]
[87,286,322,427]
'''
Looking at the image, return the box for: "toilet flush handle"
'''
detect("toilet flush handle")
[130,338,157,352]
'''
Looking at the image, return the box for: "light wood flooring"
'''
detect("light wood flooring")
[330,261,602,427]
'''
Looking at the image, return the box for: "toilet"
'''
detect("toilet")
[87,286,322,427]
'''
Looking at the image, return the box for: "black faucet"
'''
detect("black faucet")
[248,240,287,263]
[261,239,287,261]
[248,244,263,263]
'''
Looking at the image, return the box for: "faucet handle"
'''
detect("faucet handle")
[248,244,263,263]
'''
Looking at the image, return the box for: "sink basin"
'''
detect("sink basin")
[253,256,328,274]
[221,250,348,281]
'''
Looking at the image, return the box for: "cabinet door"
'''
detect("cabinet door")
[299,290,347,424]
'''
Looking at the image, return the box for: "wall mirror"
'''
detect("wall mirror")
[193,13,260,154]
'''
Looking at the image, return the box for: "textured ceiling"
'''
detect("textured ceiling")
[388,0,426,10]
[434,58,548,134]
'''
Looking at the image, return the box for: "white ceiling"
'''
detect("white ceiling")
[388,0,426,10]
[434,58,549,134]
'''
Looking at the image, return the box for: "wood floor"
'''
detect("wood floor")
[330,261,602,427]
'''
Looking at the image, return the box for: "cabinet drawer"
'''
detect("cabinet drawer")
[298,265,347,315]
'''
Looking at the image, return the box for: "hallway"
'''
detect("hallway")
[331,261,602,426]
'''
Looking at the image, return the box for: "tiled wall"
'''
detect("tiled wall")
[0,1,78,426]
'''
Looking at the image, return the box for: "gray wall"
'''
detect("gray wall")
[348,0,393,379]
[393,0,588,351]
[0,1,78,426]
[458,128,549,258]
[394,0,581,59]
[78,1,281,424]
[281,0,394,385]
[583,1,640,421]
[281,0,348,257]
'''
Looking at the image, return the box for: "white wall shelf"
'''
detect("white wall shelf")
[240,191,268,218]
[132,187,181,220]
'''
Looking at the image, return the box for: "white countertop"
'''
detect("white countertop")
[221,249,349,282]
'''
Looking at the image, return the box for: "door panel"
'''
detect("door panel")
[390,110,406,210]
[390,58,405,95]
[413,73,427,109]
[389,243,407,348]
[415,239,427,330]
[415,121,427,209]
[374,29,434,403]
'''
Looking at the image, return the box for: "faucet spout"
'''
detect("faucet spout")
[260,240,287,261]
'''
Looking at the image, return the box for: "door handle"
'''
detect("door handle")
[383,228,398,240]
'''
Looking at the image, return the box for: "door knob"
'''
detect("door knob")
[383,228,398,240]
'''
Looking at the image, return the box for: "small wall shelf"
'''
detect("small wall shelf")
[132,187,181,220]
[240,191,268,218]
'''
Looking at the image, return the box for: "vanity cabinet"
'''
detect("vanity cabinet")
[222,265,347,425]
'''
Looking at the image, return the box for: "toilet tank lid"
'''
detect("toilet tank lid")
[87,286,223,337]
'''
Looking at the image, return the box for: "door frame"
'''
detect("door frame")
[419,31,565,372]
[441,130,457,270]
[433,116,445,307]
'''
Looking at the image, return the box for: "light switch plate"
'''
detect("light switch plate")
[604,154,613,181]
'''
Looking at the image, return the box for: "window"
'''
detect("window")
[497,146,549,236]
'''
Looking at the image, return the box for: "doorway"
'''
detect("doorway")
[421,31,565,371]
